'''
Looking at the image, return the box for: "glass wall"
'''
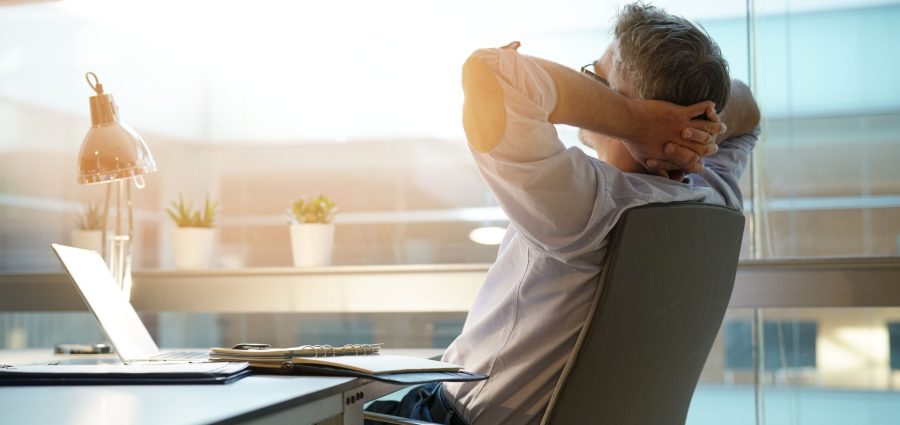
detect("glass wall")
[691,308,900,425]
[0,0,730,269]
[2,0,897,268]
[751,1,900,258]
[2,1,900,424]
[745,2,900,424]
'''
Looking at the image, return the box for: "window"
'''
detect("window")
[2,2,899,423]
[2,1,898,269]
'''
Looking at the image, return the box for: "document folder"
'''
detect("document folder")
[0,362,250,386]
[275,363,488,385]
[210,343,489,385]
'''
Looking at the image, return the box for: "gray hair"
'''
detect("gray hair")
[614,2,730,113]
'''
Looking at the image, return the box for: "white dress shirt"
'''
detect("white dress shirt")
[441,46,759,425]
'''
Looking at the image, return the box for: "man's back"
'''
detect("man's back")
[441,45,758,425]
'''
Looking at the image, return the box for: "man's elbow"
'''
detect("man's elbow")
[461,54,486,98]
[737,80,761,127]
[461,52,506,153]
[716,80,761,142]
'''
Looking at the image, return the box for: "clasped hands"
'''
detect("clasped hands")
[625,99,727,181]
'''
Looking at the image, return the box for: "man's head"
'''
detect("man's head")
[613,3,730,112]
[582,2,730,174]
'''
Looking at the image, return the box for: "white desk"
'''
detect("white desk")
[0,350,432,425]
[0,374,362,425]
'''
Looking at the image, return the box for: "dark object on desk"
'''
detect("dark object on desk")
[0,361,250,386]
[231,343,272,350]
[274,363,488,385]
[54,343,112,355]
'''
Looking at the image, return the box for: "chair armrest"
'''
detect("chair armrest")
[363,411,441,425]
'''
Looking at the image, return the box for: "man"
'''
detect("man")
[367,3,760,425]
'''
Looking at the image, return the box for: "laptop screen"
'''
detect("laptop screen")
[51,243,160,361]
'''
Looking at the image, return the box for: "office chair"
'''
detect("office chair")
[541,202,744,425]
[365,202,745,425]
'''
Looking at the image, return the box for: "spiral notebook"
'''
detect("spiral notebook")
[209,343,383,363]
[209,343,469,375]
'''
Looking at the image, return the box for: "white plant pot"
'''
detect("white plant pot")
[70,229,103,253]
[290,223,335,267]
[173,227,216,270]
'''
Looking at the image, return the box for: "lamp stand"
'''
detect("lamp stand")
[101,179,134,300]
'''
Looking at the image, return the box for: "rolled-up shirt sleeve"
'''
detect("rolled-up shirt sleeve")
[465,47,562,162]
[464,46,611,253]
[696,127,760,208]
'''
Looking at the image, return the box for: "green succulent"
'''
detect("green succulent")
[167,194,219,228]
[289,194,338,224]
[75,201,104,231]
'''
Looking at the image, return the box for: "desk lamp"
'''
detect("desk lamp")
[78,72,157,300]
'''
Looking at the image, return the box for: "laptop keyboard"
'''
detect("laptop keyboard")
[150,351,208,360]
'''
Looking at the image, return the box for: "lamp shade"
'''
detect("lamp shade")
[78,72,157,185]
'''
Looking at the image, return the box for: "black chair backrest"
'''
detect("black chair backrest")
[542,203,745,425]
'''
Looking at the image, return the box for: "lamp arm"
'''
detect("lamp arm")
[102,183,111,259]
[127,181,134,244]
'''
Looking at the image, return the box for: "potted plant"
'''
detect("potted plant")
[71,202,104,253]
[167,194,219,270]
[287,194,337,267]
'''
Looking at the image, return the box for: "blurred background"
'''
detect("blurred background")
[1,0,897,269]
[1,1,899,423]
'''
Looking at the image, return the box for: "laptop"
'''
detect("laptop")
[51,243,209,364]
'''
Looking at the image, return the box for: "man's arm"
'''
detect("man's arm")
[718,80,760,142]
[461,53,507,154]
[462,43,724,172]
[533,56,722,153]
[532,56,729,174]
